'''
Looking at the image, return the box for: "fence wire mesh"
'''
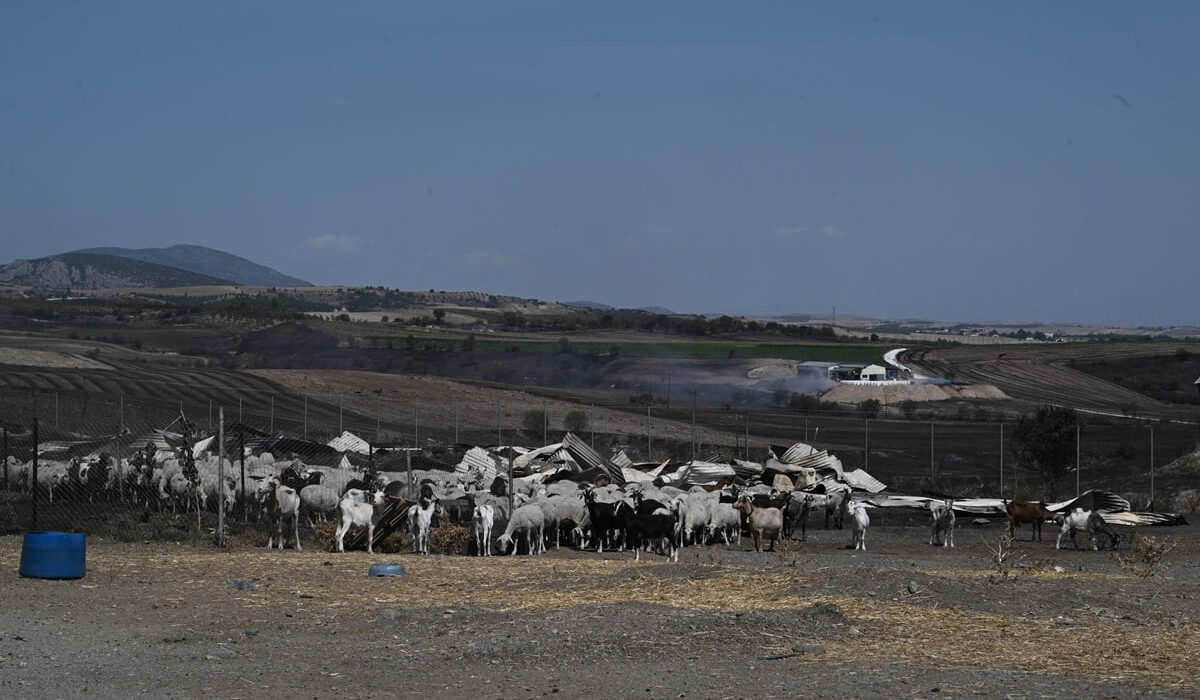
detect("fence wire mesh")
[1,387,1195,546]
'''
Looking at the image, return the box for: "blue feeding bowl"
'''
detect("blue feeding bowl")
[20,531,87,580]
[368,562,406,578]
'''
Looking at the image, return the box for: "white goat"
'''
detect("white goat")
[847,501,870,551]
[408,497,439,555]
[259,475,302,551]
[473,504,495,556]
[334,490,386,554]
[929,500,955,547]
[1056,508,1122,551]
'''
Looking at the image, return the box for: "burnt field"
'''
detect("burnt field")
[1,362,1197,508]
[2,521,1197,699]
[902,342,1200,423]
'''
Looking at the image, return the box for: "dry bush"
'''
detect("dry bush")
[1114,535,1178,578]
[1168,489,1200,515]
[428,523,472,555]
[983,534,1026,583]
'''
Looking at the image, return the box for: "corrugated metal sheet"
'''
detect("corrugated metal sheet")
[454,446,500,481]
[327,431,371,455]
[842,468,887,493]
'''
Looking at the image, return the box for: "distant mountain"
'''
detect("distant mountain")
[638,306,676,315]
[0,253,235,289]
[74,244,311,287]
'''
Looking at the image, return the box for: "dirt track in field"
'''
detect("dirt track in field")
[903,343,1200,422]
[2,519,1197,699]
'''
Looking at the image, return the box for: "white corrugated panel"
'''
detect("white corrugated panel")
[842,468,887,494]
[454,446,500,480]
[327,431,372,455]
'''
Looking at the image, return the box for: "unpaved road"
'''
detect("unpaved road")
[2,520,1197,699]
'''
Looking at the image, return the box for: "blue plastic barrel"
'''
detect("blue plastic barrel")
[19,531,87,580]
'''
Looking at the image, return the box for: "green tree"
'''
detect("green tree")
[522,409,547,437]
[858,399,882,419]
[773,388,789,407]
[177,418,201,531]
[433,309,446,325]
[899,399,918,419]
[563,409,588,434]
[789,392,821,411]
[1012,405,1085,499]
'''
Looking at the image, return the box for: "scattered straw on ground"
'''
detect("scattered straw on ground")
[3,541,1196,690]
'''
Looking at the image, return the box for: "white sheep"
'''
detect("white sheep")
[300,484,341,525]
[705,501,742,546]
[496,503,545,556]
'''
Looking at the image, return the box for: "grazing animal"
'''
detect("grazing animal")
[1056,508,1121,551]
[783,491,814,541]
[334,490,386,554]
[581,488,635,553]
[929,499,955,547]
[300,484,341,525]
[630,493,679,562]
[825,487,850,530]
[408,497,439,555]
[1005,500,1056,541]
[496,503,546,556]
[734,493,782,553]
[847,501,870,551]
[705,501,742,546]
[259,475,302,551]
[473,504,495,557]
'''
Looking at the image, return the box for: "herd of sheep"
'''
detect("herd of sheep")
[5,444,1124,559]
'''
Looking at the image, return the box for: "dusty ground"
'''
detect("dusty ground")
[2,520,1196,699]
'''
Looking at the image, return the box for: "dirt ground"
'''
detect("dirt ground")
[2,518,1196,699]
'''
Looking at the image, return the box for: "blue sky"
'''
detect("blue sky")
[2,2,1197,325]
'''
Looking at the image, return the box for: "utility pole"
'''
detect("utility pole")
[590,403,595,448]
[339,394,343,434]
[542,400,547,445]
[304,395,308,439]
[31,418,39,531]
[930,419,935,484]
[497,403,502,445]
[999,422,1004,500]
[453,399,459,445]
[270,395,275,434]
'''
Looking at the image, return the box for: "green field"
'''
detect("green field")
[305,319,896,364]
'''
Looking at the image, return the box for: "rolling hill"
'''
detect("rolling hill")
[0,252,236,289]
[73,244,311,287]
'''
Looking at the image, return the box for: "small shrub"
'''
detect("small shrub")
[1114,535,1178,578]
[984,534,1026,583]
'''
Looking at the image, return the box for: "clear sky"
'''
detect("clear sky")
[2,2,1197,325]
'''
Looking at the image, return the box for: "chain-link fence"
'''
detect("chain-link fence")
[2,386,1196,544]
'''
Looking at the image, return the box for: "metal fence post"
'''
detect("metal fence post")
[240,429,247,523]
[218,407,225,546]
[31,417,39,531]
[2,427,7,489]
